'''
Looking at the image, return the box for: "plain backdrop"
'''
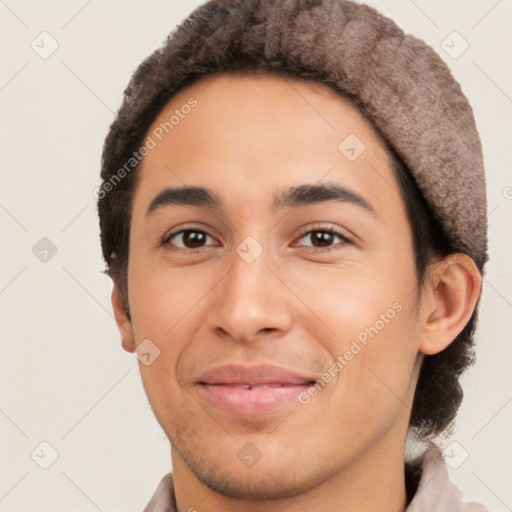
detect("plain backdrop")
[1,1,511,510]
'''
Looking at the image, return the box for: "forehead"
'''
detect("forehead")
[133,71,399,217]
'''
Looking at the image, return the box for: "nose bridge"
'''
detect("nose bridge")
[207,240,293,342]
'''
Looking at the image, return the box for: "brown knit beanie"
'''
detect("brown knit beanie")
[99,0,488,271]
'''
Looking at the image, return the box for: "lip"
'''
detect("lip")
[196,364,316,417]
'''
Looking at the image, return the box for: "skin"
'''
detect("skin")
[112,72,482,511]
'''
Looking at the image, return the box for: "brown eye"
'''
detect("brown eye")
[165,230,215,249]
[309,231,335,247]
[295,229,350,250]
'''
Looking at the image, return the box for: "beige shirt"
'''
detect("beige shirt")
[143,446,489,512]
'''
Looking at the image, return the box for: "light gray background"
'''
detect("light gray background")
[1,1,511,510]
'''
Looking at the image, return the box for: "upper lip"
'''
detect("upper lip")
[197,364,316,386]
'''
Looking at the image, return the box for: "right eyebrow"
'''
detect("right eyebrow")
[146,186,222,217]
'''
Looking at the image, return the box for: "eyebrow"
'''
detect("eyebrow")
[145,183,376,218]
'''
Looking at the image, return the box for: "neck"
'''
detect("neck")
[171,431,408,512]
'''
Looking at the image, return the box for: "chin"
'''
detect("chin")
[178,441,333,501]
[193,467,311,500]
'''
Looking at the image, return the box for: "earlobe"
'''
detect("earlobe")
[111,282,136,353]
[418,254,482,356]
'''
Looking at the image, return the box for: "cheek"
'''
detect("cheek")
[296,257,420,413]
[128,253,207,339]
[324,296,420,426]
[293,263,414,345]
[126,255,192,385]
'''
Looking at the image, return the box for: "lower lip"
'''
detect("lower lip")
[198,383,310,416]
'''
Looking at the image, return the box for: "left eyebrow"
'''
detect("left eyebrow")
[271,183,376,216]
[145,182,376,218]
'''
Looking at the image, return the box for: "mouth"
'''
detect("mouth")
[207,383,309,389]
[196,364,317,417]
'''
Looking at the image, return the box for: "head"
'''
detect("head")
[97,0,486,499]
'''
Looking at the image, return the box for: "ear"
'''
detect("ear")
[111,282,136,353]
[418,253,482,356]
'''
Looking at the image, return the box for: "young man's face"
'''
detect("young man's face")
[122,73,424,498]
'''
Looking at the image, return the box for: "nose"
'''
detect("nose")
[206,247,294,345]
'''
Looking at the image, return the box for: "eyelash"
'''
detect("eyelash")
[161,226,351,254]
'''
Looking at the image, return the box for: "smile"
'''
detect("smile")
[196,364,317,417]
[198,382,313,416]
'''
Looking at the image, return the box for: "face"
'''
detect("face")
[125,72,423,498]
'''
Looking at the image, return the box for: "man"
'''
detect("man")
[97,1,490,510]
